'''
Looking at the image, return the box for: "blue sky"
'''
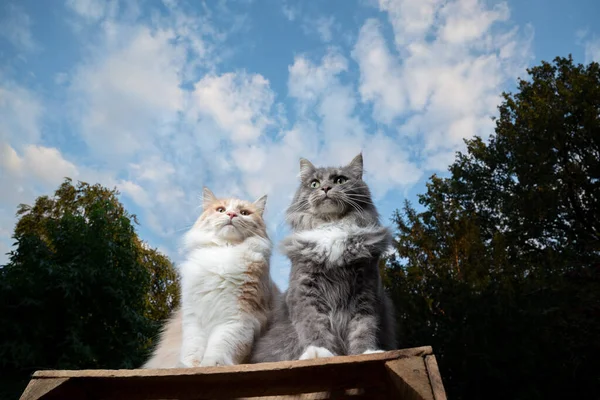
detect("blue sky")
[1,0,599,290]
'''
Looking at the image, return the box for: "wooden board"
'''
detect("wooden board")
[19,346,446,400]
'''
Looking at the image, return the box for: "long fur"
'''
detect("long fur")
[142,189,278,368]
[250,154,397,363]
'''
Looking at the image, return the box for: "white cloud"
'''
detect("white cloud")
[584,37,600,63]
[438,0,509,44]
[302,16,337,43]
[117,180,152,209]
[54,72,69,85]
[315,16,336,42]
[354,0,533,168]
[231,145,267,174]
[193,72,275,142]
[282,2,298,21]
[69,25,186,158]
[20,145,80,185]
[0,4,38,52]
[362,133,422,196]
[0,82,44,146]
[351,20,407,123]
[65,0,110,22]
[378,0,443,48]
[288,51,348,102]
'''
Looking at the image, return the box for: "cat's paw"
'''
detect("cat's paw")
[344,226,392,260]
[280,236,307,254]
[178,356,201,368]
[199,356,233,367]
[299,346,335,360]
[280,236,328,263]
[363,226,392,247]
[362,349,385,354]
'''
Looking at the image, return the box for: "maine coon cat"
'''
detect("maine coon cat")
[250,153,397,362]
[143,188,278,368]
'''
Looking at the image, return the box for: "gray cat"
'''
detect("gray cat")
[250,153,397,362]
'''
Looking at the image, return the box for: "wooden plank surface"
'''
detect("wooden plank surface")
[21,346,441,400]
[19,378,69,400]
[32,346,432,379]
[424,355,448,400]
[32,357,392,399]
[385,357,434,400]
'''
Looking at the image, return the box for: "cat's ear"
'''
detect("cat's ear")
[346,153,363,179]
[253,195,268,216]
[202,187,218,209]
[299,158,316,180]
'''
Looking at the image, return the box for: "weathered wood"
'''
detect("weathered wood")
[20,346,444,400]
[238,388,377,399]
[32,346,432,379]
[32,358,390,399]
[424,355,448,400]
[385,357,434,400]
[19,378,70,400]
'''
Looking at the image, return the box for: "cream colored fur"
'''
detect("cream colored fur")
[142,188,277,368]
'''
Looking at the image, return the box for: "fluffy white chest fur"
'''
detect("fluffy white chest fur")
[180,244,263,328]
[178,236,271,367]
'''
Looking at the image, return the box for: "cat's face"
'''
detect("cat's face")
[193,188,268,243]
[289,153,372,220]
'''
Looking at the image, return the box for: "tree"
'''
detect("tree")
[0,179,180,399]
[385,56,600,400]
[141,245,180,323]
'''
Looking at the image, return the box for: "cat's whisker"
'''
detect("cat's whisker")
[236,221,267,238]
[281,200,311,227]
[343,197,370,221]
[345,194,374,205]
[344,194,373,202]
[285,200,310,216]
[345,186,371,192]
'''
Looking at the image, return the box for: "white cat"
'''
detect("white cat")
[142,188,278,368]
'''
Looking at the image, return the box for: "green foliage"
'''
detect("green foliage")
[141,245,180,323]
[0,179,179,399]
[385,56,600,399]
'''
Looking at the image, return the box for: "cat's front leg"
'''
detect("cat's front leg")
[288,283,338,360]
[179,318,208,368]
[200,319,256,367]
[339,226,393,266]
[347,313,381,355]
[282,230,354,268]
[299,345,336,360]
[280,235,330,265]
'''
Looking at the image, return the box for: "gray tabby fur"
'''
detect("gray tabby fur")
[250,153,397,362]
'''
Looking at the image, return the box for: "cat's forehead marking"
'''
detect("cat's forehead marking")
[225,199,248,209]
[313,167,342,181]
[204,198,252,211]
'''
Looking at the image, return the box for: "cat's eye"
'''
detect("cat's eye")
[216,207,226,213]
[240,210,250,216]
[310,180,321,188]
[334,176,348,185]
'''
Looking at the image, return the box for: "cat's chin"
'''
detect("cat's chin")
[216,225,245,243]
[312,200,344,216]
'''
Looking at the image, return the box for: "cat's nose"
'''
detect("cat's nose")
[321,186,331,193]
[226,211,237,219]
